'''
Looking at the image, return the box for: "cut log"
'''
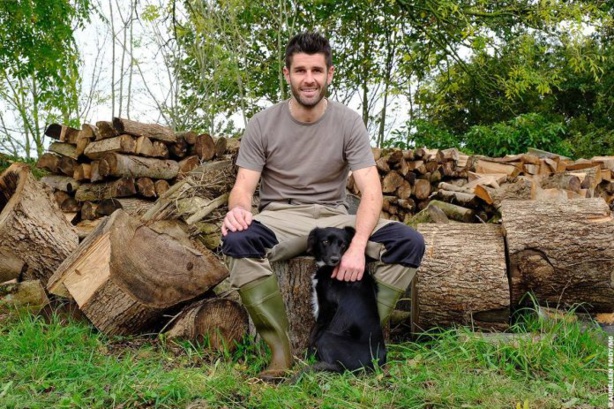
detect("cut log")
[154,180,170,197]
[113,117,177,143]
[36,152,61,173]
[169,134,188,159]
[95,198,123,217]
[73,163,92,182]
[0,280,50,314]
[501,198,614,312]
[178,155,200,174]
[75,177,136,202]
[193,133,216,161]
[40,175,80,193]
[83,134,137,159]
[100,153,179,180]
[413,179,431,200]
[428,200,475,223]
[136,177,156,198]
[44,123,80,143]
[214,137,227,158]
[57,156,78,177]
[164,298,248,352]
[382,171,405,194]
[47,209,229,336]
[0,163,79,284]
[49,142,79,160]
[415,223,509,331]
[95,120,119,140]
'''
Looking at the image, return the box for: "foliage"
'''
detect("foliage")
[398,1,614,158]
[0,305,607,408]
[463,113,573,158]
[0,0,91,158]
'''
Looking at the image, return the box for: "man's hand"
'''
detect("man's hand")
[331,244,366,282]
[221,206,253,236]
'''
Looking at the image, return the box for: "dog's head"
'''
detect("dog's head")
[307,226,356,267]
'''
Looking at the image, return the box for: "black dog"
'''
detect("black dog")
[306,226,386,373]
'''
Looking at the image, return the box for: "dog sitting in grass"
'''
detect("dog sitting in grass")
[306,226,386,373]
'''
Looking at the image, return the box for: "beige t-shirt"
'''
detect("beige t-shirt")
[237,100,375,209]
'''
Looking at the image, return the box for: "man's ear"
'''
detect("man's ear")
[283,66,290,84]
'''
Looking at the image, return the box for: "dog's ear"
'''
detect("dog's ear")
[307,228,320,254]
[344,226,356,240]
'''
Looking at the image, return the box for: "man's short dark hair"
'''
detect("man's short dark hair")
[285,32,332,69]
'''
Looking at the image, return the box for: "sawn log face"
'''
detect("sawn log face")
[47,209,229,335]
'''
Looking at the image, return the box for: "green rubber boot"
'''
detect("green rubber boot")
[239,275,293,382]
[376,280,405,325]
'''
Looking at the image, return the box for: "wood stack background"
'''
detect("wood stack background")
[348,146,614,224]
[2,118,614,355]
[35,118,239,231]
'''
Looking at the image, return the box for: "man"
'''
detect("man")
[221,32,425,381]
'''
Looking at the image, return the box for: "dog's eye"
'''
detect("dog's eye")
[322,240,329,246]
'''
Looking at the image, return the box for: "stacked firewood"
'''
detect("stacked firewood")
[36,118,239,225]
[348,146,614,224]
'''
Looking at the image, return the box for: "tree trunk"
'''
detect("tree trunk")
[113,117,177,143]
[47,209,229,336]
[165,297,248,352]
[100,153,179,180]
[0,163,79,284]
[75,177,136,201]
[416,223,510,331]
[83,134,137,159]
[501,198,614,311]
[271,257,317,356]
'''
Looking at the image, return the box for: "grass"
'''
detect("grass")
[0,306,608,409]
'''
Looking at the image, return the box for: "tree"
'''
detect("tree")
[389,0,612,157]
[0,0,91,158]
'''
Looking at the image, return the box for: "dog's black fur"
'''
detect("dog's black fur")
[306,226,386,373]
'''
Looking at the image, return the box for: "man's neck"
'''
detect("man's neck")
[289,98,328,123]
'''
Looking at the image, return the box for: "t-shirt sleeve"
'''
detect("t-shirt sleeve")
[345,114,376,171]
[236,116,266,172]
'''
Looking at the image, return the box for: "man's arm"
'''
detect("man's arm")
[221,167,261,236]
[332,165,383,281]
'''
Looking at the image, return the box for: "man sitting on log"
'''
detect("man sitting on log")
[221,31,425,382]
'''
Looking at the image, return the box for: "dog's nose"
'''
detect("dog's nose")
[329,256,340,265]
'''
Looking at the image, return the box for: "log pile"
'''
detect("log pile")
[347,147,614,224]
[2,129,613,353]
[36,119,240,235]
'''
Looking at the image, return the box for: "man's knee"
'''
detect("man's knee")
[221,220,279,259]
[370,222,425,268]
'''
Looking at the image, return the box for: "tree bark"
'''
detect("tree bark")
[165,297,248,352]
[113,117,177,143]
[47,209,229,336]
[83,134,137,159]
[416,223,510,331]
[100,153,179,180]
[75,177,136,202]
[501,198,614,311]
[0,163,79,284]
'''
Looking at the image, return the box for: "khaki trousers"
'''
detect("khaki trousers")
[225,203,417,291]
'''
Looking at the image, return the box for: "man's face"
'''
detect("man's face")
[283,52,334,108]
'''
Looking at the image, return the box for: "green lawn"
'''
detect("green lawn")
[0,306,608,409]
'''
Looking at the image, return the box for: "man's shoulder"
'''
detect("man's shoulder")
[328,100,362,122]
[251,101,287,122]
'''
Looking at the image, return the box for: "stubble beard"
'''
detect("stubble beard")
[291,82,328,109]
